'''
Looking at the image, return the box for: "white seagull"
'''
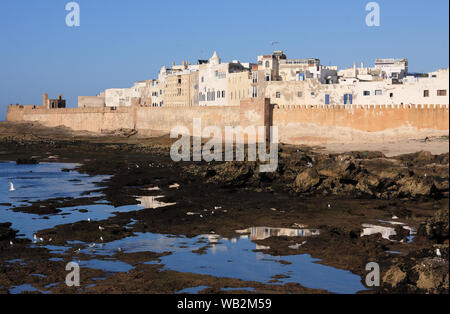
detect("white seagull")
[99,226,105,231]
[9,181,16,192]
[10,241,13,247]
[436,249,442,257]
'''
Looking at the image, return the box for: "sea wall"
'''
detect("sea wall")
[135,105,241,134]
[6,101,449,144]
[273,104,449,143]
[6,106,134,133]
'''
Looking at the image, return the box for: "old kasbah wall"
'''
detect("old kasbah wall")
[6,100,449,144]
[272,104,449,143]
[6,107,135,133]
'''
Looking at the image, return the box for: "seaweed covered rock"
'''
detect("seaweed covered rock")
[418,208,449,244]
[206,162,257,186]
[16,158,38,165]
[0,222,17,241]
[294,168,320,192]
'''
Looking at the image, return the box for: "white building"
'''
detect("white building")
[374,58,408,79]
[198,52,250,107]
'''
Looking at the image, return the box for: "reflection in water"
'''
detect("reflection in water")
[0,162,123,239]
[361,224,396,240]
[58,232,366,294]
[361,221,417,242]
[1,162,366,294]
[136,196,176,209]
[235,227,320,240]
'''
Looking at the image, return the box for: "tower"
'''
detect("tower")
[209,51,221,65]
[43,93,49,108]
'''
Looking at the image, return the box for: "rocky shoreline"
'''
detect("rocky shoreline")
[0,122,448,294]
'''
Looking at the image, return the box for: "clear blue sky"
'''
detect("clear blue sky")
[0,0,448,120]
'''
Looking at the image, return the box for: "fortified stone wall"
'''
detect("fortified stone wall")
[273,104,449,143]
[135,105,241,135]
[6,106,134,133]
[5,101,449,144]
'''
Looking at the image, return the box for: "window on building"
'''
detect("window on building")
[375,90,382,96]
[265,75,270,81]
[252,86,258,98]
[217,91,221,98]
[389,93,394,98]
[325,94,330,105]
[201,77,204,83]
[178,78,182,84]
[424,90,429,97]
[222,91,225,98]
[265,61,270,68]
[297,92,303,98]
[363,91,370,96]
[437,90,447,96]
[252,72,258,83]
[276,92,281,98]
[344,94,353,105]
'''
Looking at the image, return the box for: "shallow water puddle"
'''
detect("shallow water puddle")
[0,162,108,202]
[176,286,210,294]
[221,287,256,292]
[1,162,366,294]
[0,162,153,239]
[67,232,366,294]
[9,284,47,294]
